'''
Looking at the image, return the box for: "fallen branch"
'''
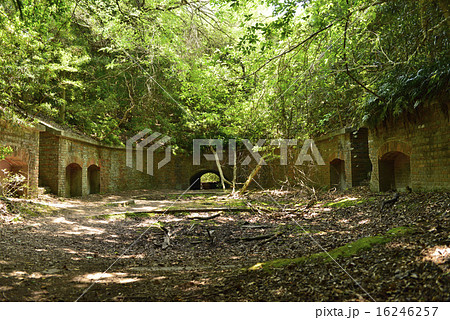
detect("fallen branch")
[258,232,282,245]
[241,231,283,241]
[244,201,267,215]
[141,207,250,214]
[187,212,221,220]
[241,224,272,229]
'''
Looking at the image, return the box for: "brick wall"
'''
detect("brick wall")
[369,102,449,191]
[39,132,60,194]
[310,127,371,190]
[0,120,42,197]
[37,129,239,196]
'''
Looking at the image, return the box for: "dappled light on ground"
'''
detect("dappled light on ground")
[422,246,450,267]
[0,189,448,301]
[74,272,140,284]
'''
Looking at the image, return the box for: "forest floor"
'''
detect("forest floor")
[0,188,449,302]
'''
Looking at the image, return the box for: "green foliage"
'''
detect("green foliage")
[201,173,220,183]
[0,0,448,145]
[0,146,13,160]
[363,61,450,126]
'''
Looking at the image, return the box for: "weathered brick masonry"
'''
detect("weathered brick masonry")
[2,102,448,198]
[37,123,235,197]
[368,102,449,191]
[0,119,44,197]
[311,127,372,190]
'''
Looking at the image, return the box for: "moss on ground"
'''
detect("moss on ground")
[91,211,158,220]
[18,202,58,217]
[249,226,415,271]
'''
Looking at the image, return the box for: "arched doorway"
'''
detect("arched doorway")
[189,170,223,190]
[88,165,100,194]
[330,158,346,190]
[65,163,82,197]
[379,151,410,191]
[0,148,29,196]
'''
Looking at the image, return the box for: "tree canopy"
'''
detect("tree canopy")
[1,0,448,148]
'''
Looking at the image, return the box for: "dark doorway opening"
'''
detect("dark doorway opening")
[66,163,82,197]
[379,151,410,191]
[330,158,346,190]
[88,165,100,194]
[190,170,222,190]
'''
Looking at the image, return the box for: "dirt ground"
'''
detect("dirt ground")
[0,189,449,302]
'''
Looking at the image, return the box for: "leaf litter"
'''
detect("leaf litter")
[0,189,448,301]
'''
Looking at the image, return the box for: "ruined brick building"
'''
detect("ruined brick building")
[0,101,448,197]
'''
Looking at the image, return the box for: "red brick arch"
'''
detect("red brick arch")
[377,141,412,159]
[87,159,100,167]
[327,152,345,163]
[65,157,83,168]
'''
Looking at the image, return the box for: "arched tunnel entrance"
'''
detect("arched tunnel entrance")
[330,158,346,190]
[88,165,100,194]
[65,163,82,197]
[379,151,410,191]
[189,170,224,190]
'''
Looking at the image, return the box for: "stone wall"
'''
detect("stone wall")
[0,120,43,197]
[369,102,449,191]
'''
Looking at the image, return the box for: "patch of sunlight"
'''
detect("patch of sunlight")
[338,219,349,224]
[422,246,450,265]
[0,260,10,265]
[119,278,138,284]
[90,219,110,224]
[74,272,140,284]
[29,272,43,279]
[52,217,76,224]
[41,202,76,209]
[135,219,160,227]
[64,225,105,235]
[325,197,361,208]
[87,272,114,280]
[7,270,49,279]
[358,219,370,225]
[0,286,13,291]
[9,271,27,277]
[103,239,119,244]
[63,248,78,254]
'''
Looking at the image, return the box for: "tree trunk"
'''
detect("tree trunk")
[210,146,226,190]
[239,156,265,194]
